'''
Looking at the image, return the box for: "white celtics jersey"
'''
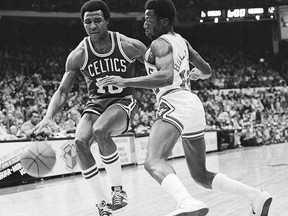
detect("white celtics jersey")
[144,33,191,101]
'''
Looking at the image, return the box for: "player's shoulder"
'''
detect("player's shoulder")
[116,32,147,59]
[118,32,138,45]
[66,39,87,68]
[69,40,86,61]
[118,32,146,50]
[150,36,172,56]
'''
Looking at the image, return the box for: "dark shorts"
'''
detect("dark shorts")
[83,95,138,132]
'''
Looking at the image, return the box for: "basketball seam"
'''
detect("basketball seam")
[28,147,55,176]
[37,144,56,170]
[21,143,56,177]
[27,150,40,174]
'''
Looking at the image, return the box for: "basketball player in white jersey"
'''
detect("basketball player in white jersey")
[34,1,147,215]
[98,0,272,215]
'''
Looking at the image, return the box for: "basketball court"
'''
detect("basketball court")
[0,142,287,216]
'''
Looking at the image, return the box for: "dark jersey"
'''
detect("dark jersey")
[80,31,136,100]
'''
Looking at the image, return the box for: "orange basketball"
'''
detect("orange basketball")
[20,142,56,178]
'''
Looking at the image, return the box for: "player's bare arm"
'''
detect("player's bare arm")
[45,46,84,119]
[98,38,173,89]
[185,39,212,79]
[119,34,147,63]
[34,43,85,133]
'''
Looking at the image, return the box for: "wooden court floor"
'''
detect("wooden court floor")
[0,142,287,216]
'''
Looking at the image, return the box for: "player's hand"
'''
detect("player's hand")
[188,68,202,80]
[33,117,53,135]
[188,68,210,80]
[97,76,126,88]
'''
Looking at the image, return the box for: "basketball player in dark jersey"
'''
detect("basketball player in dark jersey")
[34,1,147,215]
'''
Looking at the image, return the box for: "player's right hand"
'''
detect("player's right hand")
[33,117,53,135]
[97,75,126,88]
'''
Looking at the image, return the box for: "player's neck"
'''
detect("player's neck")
[162,26,174,36]
[90,31,112,53]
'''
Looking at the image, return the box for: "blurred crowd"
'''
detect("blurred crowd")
[1,43,288,148]
[190,47,287,90]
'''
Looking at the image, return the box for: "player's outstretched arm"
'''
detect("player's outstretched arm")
[98,39,173,89]
[185,39,212,79]
[34,46,84,134]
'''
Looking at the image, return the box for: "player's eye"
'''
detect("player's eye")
[84,19,92,24]
[93,18,102,23]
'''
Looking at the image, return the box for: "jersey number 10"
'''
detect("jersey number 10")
[96,78,123,94]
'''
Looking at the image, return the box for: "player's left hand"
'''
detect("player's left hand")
[188,68,210,80]
[188,68,201,80]
[97,76,126,87]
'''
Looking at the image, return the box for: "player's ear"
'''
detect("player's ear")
[161,18,169,28]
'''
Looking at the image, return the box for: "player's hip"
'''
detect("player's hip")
[156,90,206,139]
[83,95,137,116]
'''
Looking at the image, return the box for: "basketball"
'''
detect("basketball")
[20,142,56,178]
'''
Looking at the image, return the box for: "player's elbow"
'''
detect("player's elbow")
[167,75,174,85]
[162,75,173,86]
[207,64,212,75]
[202,64,212,78]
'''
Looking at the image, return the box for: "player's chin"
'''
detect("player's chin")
[89,32,99,38]
[145,32,152,39]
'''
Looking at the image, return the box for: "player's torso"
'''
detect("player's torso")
[144,33,191,101]
[80,31,136,99]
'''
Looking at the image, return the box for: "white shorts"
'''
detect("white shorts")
[157,90,206,139]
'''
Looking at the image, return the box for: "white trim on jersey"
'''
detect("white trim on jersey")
[80,38,89,71]
[116,32,135,64]
[82,108,101,116]
[87,31,115,57]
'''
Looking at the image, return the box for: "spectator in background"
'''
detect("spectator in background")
[36,90,48,113]
[44,120,67,138]
[19,110,40,138]
[231,113,243,147]
[3,101,15,114]
[15,109,24,121]
[6,110,16,129]
[9,125,20,140]
[240,123,257,147]
[15,118,24,132]
[0,111,9,140]
[62,108,81,134]
[0,111,17,140]
[135,113,152,135]
[54,112,65,128]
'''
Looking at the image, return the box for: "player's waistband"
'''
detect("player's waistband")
[159,88,191,100]
[89,95,134,101]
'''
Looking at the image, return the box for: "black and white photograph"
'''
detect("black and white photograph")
[0,0,288,215]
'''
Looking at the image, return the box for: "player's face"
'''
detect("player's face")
[83,11,108,39]
[143,9,163,40]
